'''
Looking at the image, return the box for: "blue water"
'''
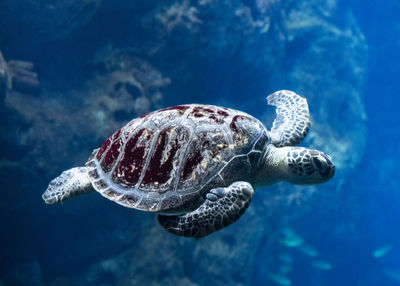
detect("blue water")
[0,1,399,285]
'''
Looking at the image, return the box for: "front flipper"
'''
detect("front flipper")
[267,90,310,147]
[157,181,254,239]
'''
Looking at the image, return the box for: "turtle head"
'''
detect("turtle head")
[254,145,334,187]
[284,147,335,185]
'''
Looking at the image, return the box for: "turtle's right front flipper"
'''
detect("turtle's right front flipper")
[158,181,254,239]
[42,167,94,204]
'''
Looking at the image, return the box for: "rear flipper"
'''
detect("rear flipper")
[42,167,94,204]
[158,181,254,239]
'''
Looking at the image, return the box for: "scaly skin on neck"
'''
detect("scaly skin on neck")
[253,144,335,189]
[253,144,290,188]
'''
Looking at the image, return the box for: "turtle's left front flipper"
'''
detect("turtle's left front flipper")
[267,90,310,147]
[158,181,254,239]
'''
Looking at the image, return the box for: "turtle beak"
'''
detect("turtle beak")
[309,152,335,182]
[321,164,335,180]
[320,154,335,180]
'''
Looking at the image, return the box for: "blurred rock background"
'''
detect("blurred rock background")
[1,0,395,285]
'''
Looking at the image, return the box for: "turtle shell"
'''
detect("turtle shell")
[86,104,269,213]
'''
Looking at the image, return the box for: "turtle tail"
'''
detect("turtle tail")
[42,167,94,204]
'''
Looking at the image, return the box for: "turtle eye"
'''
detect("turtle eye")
[311,157,324,170]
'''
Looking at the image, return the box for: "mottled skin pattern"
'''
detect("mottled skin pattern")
[158,182,254,238]
[287,148,334,180]
[42,90,335,239]
[268,90,310,147]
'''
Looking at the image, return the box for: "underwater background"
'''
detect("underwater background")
[0,0,399,285]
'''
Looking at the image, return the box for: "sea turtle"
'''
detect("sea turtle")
[42,90,334,238]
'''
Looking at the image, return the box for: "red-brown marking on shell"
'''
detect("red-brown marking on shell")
[230,115,250,132]
[124,119,141,139]
[191,106,214,115]
[101,138,123,172]
[113,128,146,186]
[88,169,99,179]
[112,129,122,140]
[104,189,118,198]
[97,137,111,160]
[158,105,189,115]
[217,110,229,117]
[201,107,215,113]
[181,148,203,180]
[141,128,180,185]
[189,106,225,124]
[209,114,223,123]
[98,129,123,160]
[94,180,107,190]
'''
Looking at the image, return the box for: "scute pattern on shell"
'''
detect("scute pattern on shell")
[86,104,267,212]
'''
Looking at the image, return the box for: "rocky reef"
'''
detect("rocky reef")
[0,0,367,285]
